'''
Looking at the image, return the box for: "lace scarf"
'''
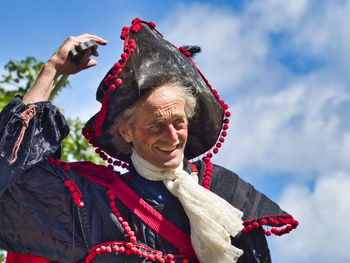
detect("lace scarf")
[131,151,244,263]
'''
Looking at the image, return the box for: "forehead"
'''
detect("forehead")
[136,85,186,118]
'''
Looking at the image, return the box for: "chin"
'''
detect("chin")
[157,158,183,170]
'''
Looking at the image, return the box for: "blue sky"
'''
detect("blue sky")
[2,1,350,262]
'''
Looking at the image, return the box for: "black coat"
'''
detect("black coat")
[0,97,297,262]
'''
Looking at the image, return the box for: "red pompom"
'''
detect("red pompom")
[216,143,222,148]
[115,78,123,86]
[179,46,185,52]
[264,230,271,236]
[132,18,141,24]
[121,53,128,60]
[225,111,231,117]
[213,148,219,154]
[221,131,227,137]
[252,222,259,228]
[148,21,156,29]
[260,219,267,225]
[130,236,137,243]
[219,137,225,143]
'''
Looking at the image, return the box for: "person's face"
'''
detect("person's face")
[119,85,188,169]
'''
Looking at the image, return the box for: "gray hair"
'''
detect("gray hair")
[109,79,197,155]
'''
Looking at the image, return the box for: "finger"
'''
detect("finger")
[78,58,98,71]
[76,33,108,45]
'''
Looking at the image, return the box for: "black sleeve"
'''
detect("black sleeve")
[0,95,69,197]
[0,96,88,262]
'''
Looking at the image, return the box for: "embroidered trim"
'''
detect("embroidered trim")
[243,215,299,236]
[86,241,191,263]
[106,175,199,262]
[47,158,85,207]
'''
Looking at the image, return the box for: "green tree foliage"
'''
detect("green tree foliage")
[0,57,105,262]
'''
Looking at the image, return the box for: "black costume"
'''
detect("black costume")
[0,18,298,263]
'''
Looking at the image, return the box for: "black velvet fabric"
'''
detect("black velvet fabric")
[0,97,280,262]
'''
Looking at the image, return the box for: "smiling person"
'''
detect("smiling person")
[0,19,298,263]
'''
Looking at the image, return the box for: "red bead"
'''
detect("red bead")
[132,18,141,24]
[260,219,267,225]
[109,84,116,91]
[69,185,75,192]
[130,236,137,243]
[166,254,174,260]
[118,217,124,222]
[126,242,133,249]
[265,230,271,236]
[225,111,231,117]
[246,225,253,232]
[64,180,71,187]
[121,53,128,60]
[96,248,102,255]
[182,260,189,263]
[116,78,122,86]
[179,47,185,52]
[128,231,135,237]
[148,22,156,29]
[72,192,79,198]
[110,201,116,208]
[252,222,259,228]
[125,226,131,232]
[106,246,112,253]
[148,254,155,260]
[114,160,121,166]
[221,131,227,137]
[223,124,229,130]
[119,246,125,253]
[122,221,129,227]
[101,246,106,252]
[216,143,222,148]
[113,246,119,252]
[213,148,219,154]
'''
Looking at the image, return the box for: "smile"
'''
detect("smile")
[156,145,178,152]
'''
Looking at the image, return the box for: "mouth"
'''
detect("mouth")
[156,145,179,152]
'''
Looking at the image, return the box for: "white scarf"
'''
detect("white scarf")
[131,151,244,263]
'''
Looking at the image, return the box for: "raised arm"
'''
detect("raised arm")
[22,34,107,104]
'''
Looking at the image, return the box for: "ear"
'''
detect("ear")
[118,123,134,143]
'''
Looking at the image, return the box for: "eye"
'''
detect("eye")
[149,123,161,129]
[174,118,186,128]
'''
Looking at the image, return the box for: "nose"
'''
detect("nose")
[163,124,179,144]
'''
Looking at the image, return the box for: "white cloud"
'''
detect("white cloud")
[271,172,350,263]
[220,81,350,178]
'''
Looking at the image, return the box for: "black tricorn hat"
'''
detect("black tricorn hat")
[83,18,231,165]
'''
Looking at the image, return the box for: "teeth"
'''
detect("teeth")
[158,146,177,152]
